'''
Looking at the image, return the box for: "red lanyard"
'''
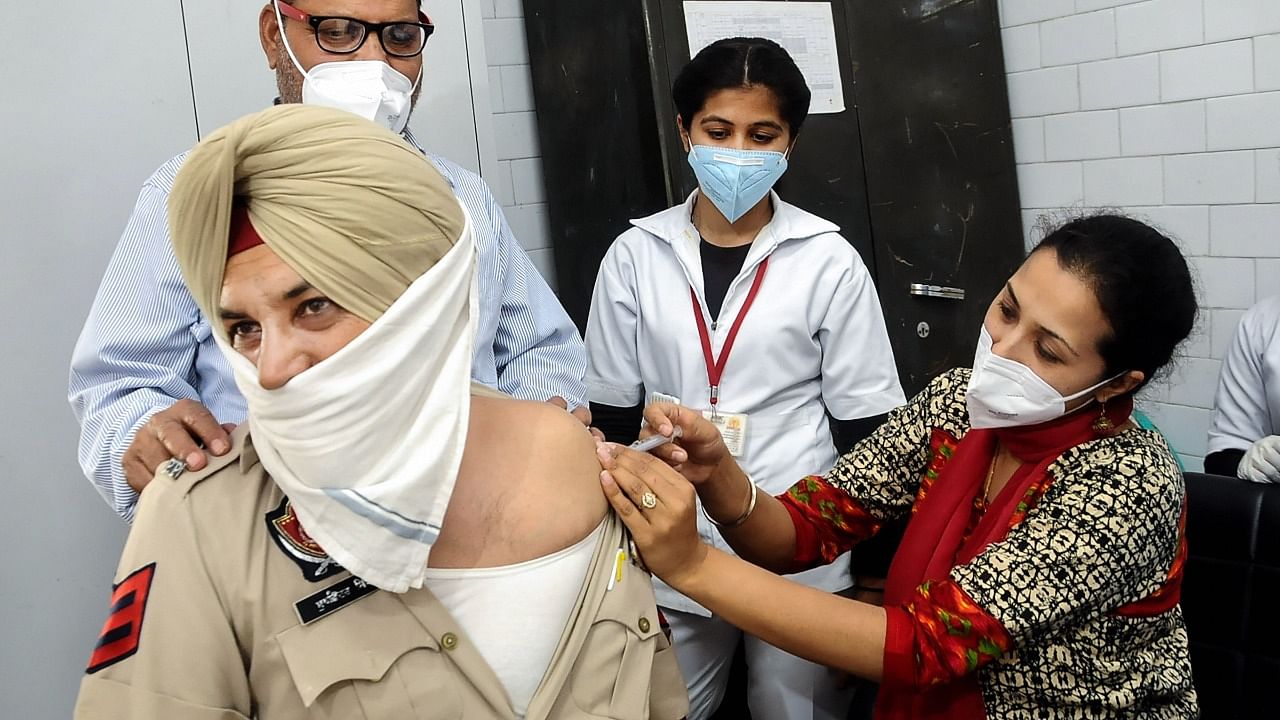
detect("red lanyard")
[689,257,770,411]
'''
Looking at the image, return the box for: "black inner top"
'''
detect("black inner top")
[699,239,754,320]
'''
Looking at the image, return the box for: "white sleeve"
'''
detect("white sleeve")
[425,155,588,407]
[1208,304,1275,454]
[817,245,906,420]
[68,179,204,521]
[584,242,645,407]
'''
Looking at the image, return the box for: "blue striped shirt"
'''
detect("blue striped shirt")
[69,131,587,521]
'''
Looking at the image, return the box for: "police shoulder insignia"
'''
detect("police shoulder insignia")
[87,563,156,674]
[266,497,344,582]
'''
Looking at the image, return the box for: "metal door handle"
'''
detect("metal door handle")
[909,283,965,300]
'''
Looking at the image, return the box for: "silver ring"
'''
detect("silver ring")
[640,491,658,509]
[161,457,188,479]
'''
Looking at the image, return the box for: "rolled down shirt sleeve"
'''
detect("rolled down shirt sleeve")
[584,240,645,408]
[68,161,245,522]
[430,154,588,408]
[488,203,588,406]
[816,239,906,420]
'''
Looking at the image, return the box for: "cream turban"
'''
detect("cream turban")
[168,103,465,327]
[166,104,483,592]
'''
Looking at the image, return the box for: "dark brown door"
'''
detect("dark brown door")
[837,0,1026,393]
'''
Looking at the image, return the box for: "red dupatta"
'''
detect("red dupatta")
[874,395,1134,720]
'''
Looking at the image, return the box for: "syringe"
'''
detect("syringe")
[628,425,684,453]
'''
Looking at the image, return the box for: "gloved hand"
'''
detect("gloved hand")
[1237,435,1280,483]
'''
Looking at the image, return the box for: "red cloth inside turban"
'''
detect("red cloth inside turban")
[228,205,265,257]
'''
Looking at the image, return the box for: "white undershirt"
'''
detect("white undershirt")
[421,519,605,717]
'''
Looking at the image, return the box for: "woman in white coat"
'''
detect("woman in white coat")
[584,37,905,720]
[1207,294,1280,481]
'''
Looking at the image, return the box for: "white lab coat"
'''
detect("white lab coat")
[1209,295,1280,455]
[585,191,906,615]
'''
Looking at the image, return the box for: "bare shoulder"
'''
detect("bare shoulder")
[515,399,601,470]
[443,397,608,565]
[468,396,603,489]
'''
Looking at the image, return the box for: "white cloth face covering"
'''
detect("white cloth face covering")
[217,201,478,593]
[967,326,1118,429]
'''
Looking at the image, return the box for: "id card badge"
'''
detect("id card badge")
[703,410,749,457]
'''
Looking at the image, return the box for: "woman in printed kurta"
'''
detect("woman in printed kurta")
[597,214,1199,719]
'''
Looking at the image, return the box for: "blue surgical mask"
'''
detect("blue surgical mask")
[687,144,788,223]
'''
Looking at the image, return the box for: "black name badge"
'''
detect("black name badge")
[294,575,379,625]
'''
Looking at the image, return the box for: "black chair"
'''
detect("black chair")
[1183,471,1280,719]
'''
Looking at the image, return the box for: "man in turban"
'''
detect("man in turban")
[73,105,687,720]
[68,0,589,523]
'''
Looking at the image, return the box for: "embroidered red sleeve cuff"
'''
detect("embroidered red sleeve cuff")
[779,475,882,569]
[881,579,1012,689]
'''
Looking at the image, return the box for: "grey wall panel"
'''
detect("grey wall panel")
[1,2,489,716]
[0,1,198,717]
[409,0,482,172]
[184,0,482,172]
[183,0,282,137]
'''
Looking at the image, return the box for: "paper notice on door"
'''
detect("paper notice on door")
[682,1,845,114]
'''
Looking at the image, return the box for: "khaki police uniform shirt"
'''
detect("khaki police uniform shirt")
[74,428,688,720]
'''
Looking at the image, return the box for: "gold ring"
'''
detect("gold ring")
[640,492,658,509]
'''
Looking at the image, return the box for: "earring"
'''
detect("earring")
[1092,399,1114,434]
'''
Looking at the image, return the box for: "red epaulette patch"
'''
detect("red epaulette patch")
[86,563,156,674]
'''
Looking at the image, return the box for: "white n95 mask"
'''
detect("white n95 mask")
[301,60,415,133]
[966,326,1118,429]
[273,1,418,133]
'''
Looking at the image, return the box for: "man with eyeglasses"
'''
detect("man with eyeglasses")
[69,0,591,523]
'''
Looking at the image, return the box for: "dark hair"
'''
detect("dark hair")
[1031,214,1197,392]
[672,37,811,136]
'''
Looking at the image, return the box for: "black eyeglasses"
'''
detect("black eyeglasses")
[277,0,434,58]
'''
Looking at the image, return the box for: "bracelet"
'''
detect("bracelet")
[702,474,758,529]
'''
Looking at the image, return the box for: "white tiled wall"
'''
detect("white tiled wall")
[1002,0,1280,470]
[479,1,1280,469]
[477,0,557,288]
